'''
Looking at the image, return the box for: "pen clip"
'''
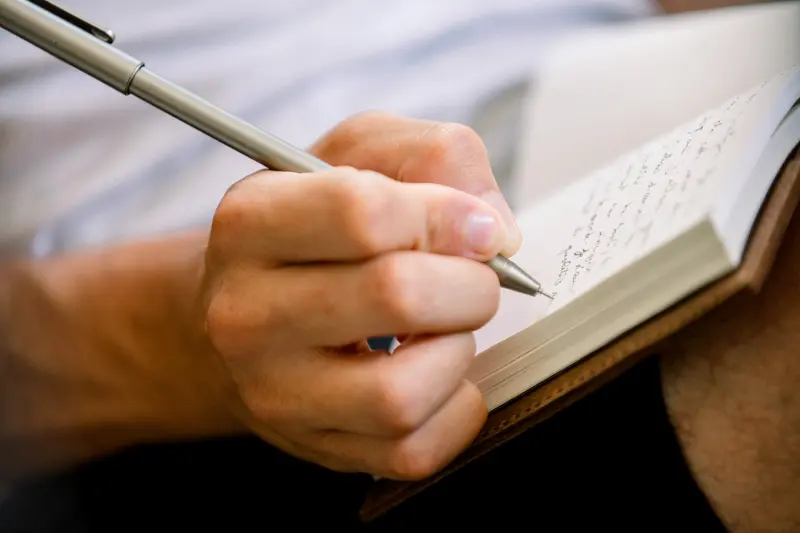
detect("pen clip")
[28,0,115,43]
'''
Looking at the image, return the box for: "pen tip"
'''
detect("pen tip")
[488,255,551,299]
[540,291,554,300]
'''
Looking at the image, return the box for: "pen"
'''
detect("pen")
[0,0,552,300]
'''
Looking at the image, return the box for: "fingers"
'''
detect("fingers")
[201,111,523,481]
[312,380,488,480]
[309,111,522,256]
[204,251,501,353]
[311,333,479,437]
[229,334,486,476]
[209,166,508,266]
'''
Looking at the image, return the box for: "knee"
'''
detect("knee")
[659,218,800,532]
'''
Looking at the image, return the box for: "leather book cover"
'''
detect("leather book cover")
[360,148,800,523]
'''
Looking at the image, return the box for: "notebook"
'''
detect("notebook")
[362,3,800,521]
[512,0,800,206]
[470,66,800,412]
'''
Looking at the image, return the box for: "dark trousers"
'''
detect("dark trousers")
[0,355,727,532]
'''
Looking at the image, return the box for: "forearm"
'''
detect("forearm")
[0,231,245,482]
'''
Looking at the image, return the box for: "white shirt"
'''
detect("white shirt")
[0,0,657,257]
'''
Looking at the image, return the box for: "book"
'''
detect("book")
[512,0,800,206]
[455,0,800,413]
[362,3,800,521]
[470,65,800,412]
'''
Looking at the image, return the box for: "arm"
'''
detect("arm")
[0,230,245,481]
[0,113,519,484]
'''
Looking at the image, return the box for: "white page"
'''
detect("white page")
[475,68,797,354]
[511,1,800,209]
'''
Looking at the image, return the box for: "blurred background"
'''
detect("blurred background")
[3,1,790,258]
[1,0,669,258]
[1,0,798,530]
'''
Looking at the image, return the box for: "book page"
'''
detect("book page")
[511,2,800,209]
[475,69,795,354]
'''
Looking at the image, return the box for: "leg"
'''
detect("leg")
[17,194,800,532]
[368,355,726,531]
[0,436,372,531]
[661,206,800,532]
[1,355,724,532]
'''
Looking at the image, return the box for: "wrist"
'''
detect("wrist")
[0,232,247,480]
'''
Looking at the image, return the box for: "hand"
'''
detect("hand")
[199,112,523,480]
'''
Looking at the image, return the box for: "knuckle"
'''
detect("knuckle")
[313,111,392,157]
[366,255,423,330]
[331,172,392,255]
[334,111,393,141]
[211,189,244,232]
[209,179,258,251]
[210,171,283,248]
[204,287,240,356]
[203,274,282,358]
[239,387,284,427]
[373,372,425,436]
[463,381,489,420]
[386,440,441,481]
[419,122,485,170]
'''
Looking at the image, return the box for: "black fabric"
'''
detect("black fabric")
[0,355,727,532]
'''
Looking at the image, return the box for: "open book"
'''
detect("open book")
[511,1,800,205]
[468,65,800,412]
[362,3,800,522]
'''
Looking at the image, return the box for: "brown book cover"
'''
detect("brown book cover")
[360,148,800,523]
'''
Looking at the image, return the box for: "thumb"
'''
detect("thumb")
[401,181,509,262]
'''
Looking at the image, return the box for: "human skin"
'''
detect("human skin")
[0,112,522,482]
[659,184,800,532]
[1,2,796,530]
[653,2,800,531]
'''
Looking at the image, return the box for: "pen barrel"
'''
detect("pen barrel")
[0,0,141,93]
[128,68,332,173]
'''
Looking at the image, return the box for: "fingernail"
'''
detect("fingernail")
[464,212,501,256]
[480,190,522,253]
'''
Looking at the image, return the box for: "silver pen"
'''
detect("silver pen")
[0,0,552,299]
